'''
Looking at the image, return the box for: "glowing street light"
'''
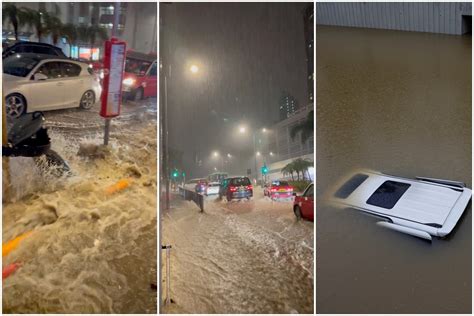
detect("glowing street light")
[227,153,232,158]
[262,128,267,133]
[190,64,199,74]
[239,126,246,133]
[269,152,274,156]
[256,151,261,157]
[213,151,219,157]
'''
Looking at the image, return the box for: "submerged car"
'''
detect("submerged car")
[3,54,102,118]
[223,176,253,201]
[293,183,314,221]
[264,180,294,200]
[329,170,472,240]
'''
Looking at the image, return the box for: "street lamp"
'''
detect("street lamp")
[227,153,232,158]
[256,151,261,157]
[239,126,246,133]
[269,152,274,156]
[190,64,199,74]
[213,151,219,157]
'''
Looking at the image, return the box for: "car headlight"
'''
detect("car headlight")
[123,78,135,86]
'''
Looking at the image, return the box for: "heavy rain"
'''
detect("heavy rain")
[160,2,314,313]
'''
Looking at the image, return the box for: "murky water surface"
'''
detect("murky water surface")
[161,189,314,313]
[316,26,471,313]
[3,100,157,313]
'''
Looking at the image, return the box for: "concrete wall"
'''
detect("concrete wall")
[316,2,472,35]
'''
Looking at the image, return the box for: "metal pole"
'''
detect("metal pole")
[166,246,171,305]
[164,70,170,210]
[253,132,257,183]
[104,2,120,146]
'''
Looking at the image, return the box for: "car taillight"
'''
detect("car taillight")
[271,188,276,192]
[229,186,237,192]
[245,185,252,190]
[288,187,293,191]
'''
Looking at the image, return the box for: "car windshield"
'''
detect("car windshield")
[230,177,251,186]
[124,57,151,76]
[3,56,39,77]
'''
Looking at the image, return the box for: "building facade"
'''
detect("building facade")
[316,2,472,35]
[279,92,299,121]
[3,2,157,57]
[304,3,314,103]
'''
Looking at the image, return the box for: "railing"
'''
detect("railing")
[178,187,204,212]
[161,245,172,305]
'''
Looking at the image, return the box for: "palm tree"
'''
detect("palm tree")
[2,3,20,41]
[292,158,313,180]
[281,162,296,181]
[43,13,63,45]
[290,110,314,144]
[19,7,44,42]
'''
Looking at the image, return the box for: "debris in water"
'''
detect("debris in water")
[2,262,21,279]
[105,178,132,195]
[3,231,33,257]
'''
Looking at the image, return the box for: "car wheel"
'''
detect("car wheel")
[134,87,144,101]
[80,90,95,109]
[294,206,302,220]
[5,93,27,118]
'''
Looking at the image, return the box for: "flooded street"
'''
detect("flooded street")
[316,26,471,313]
[3,99,157,313]
[161,188,314,314]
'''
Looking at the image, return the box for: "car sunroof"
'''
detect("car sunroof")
[366,181,411,209]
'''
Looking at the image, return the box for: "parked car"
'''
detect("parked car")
[2,41,66,59]
[3,54,102,118]
[206,182,220,195]
[293,183,314,221]
[195,179,208,194]
[223,176,253,201]
[264,180,294,200]
[184,179,200,191]
[122,50,157,101]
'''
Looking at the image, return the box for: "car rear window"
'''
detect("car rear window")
[230,177,251,186]
[366,181,411,209]
[334,173,369,199]
[272,180,289,186]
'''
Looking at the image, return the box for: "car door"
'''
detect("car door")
[301,184,314,220]
[144,62,157,97]
[26,61,65,111]
[59,61,85,108]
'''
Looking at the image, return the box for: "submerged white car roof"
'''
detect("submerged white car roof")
[329,170,471,240]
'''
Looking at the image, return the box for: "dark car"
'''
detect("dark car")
[223,176,253,201]
[3,42,66,59]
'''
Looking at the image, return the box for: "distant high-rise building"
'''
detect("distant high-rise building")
[304,4,314,103]
[279,92,299,121]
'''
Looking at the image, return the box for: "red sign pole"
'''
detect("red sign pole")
[101,37,127,145]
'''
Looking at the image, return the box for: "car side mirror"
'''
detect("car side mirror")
[33,73,48,81]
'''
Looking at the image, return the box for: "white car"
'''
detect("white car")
[328,169,471,240]
[3,53,102,118]
[206,182,220,195]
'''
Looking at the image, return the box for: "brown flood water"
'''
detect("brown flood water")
[316,26,471,313]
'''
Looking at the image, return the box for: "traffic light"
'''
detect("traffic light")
[172,170,179,178]
[261,165,268,175]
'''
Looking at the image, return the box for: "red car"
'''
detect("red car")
[293,183,314,221]
[264,180,294,200]
[122,50,157,101]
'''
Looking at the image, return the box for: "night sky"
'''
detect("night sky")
[161,2,310,177]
